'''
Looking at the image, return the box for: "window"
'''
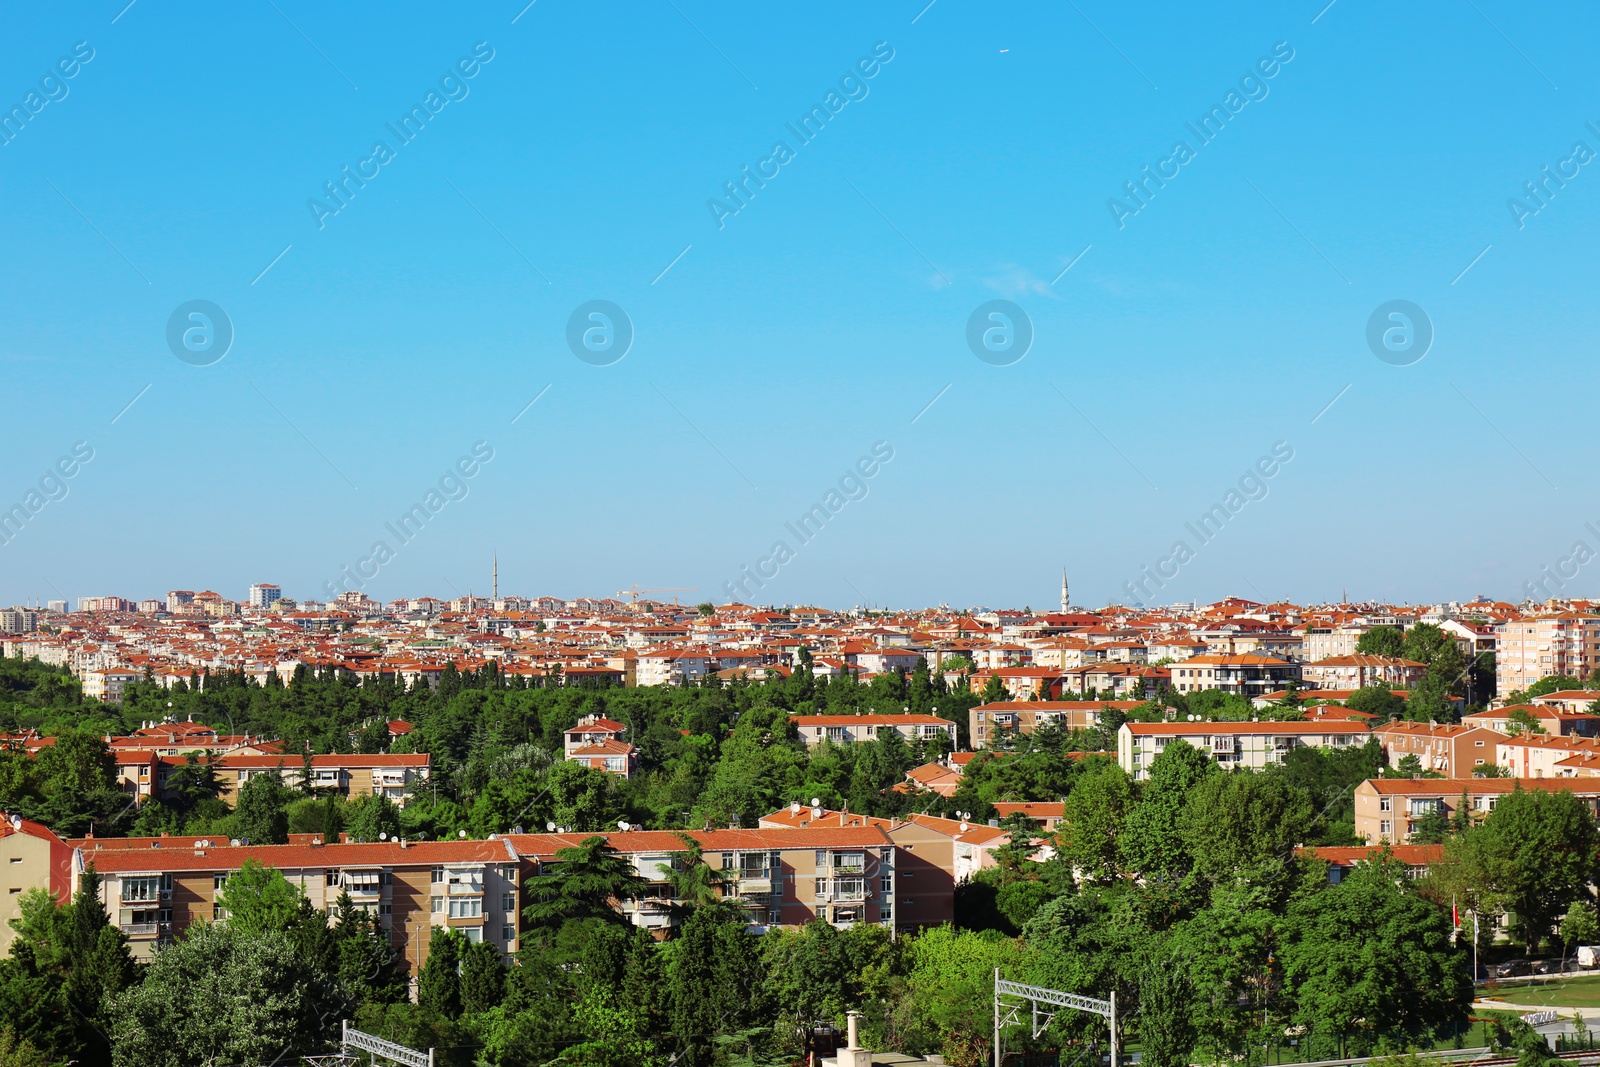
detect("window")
[449,898,483,918]
[502,925,516,942]
[720,853,735,870]
[814,849,827,866]
[879,847,893,867]
[462,926,483,943]
[121,875,166,902]
[502,892,515,911]
[832,851,865,873]
[816,905,828,922]
[881,875,893,895]
[431,867,444,884]
[1379,820,1392,836]
[431,896,444,914]
[815,877,827,898]
[1379,797,1391,812]
[379,903,392,916]
[768,909,783,925]
[769,851,781,873]
[214,874,228,892]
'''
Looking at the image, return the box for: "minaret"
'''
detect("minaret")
[493,554,498,601]
[1060,568,1069,612]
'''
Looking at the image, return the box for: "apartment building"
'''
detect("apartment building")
[1495,613,1600,699]
[634,647,712,686]
[1353,777,1600,844]
[1496,734,1600,778]
[174,754,432,807]
[789,714,957,748]
[75,836,522,978]
[0,608,38,634]
[1300,626,1371,662]
[1372,721,1504,777]
[1309,843,1442,883]
[1166,654,1301,698]
[1118,720,1370,780]
[1464,704,1600,738]
[0,813,73,956]
[1301,654,1426,691]
[247,583,282,609]
[966,667,1066,700]
[969,700,1142,749]
[509,825,906,932]
[562,715,636,777]
[83,667,143,704]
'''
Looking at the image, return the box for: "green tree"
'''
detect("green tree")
[1449,786,1600,952]
[0,1028,49,1067]
[1120,740,1215,880]
[1561,900,1600,966]
[232,769,291,844]
[1356,627,1405,657]
[218,860,305,936]
[1281,857,1470,1056]
[665,905,766,1067]
[418,926,466,1020]
[665,832,730,918]
[1060,760,1132,881]
[1138,951,1196,1067]
[523,835,647,929]
[109,923,330,1067]
[460,939,505,1015]
[1180,772,1315,888]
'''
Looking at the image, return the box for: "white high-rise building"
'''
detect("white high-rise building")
[248,583,282,609]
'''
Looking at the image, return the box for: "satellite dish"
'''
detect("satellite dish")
[546,821,556,832]
[618,820,630,831]
[378,832,387,841]
[458,830,467,838]
[810,797,821,807]
[790,801,801,814]
[230,838,241,846]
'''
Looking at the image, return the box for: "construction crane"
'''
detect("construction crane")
[615,585,699,608]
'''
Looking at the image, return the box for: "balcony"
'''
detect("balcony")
[740,877,773,895]
[120,889,169,906]
[447,881,484,896]
[120,922,164,937]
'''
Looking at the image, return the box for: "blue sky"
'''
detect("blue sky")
[2,0,1598,612]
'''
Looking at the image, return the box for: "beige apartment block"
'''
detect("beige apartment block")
[1118,721,1369,780]
[1372,721,1505,777]
[1495,613,1600,699]
[1353,777,1600,844]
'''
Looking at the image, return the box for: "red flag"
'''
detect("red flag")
[1453,897,1460,929]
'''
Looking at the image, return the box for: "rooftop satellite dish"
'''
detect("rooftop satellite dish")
[618,820,630,831]
[379,832,387,841]
[230,838,241,846]
[810,797,821,807]
[546,821,557,832]
[790,801,801,814]
[458,830,467,838]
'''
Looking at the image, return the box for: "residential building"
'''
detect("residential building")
[1353,777,1600,844]
[1117,720,1370,780]
[562,715,637,777]
[158,754,432,808]
[1309,843,1442,882]
[510,825,908,932]
[248,583,282,609]
[0,813,73,956]
[790,714,957,748]
[1496,734,1600,778]
[1301,654,1426,691]
[968,700,1142,748]
[1495,613,1600,700]
[1300,626,1371,662]
[76,836,521,976]
[83,667,143,704]
[1372,721,1504,777]
[0,608,37,634]
[1166,654,1301,698]
[1464,704,1600,738]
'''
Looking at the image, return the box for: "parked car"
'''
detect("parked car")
[1493,959,1531,977]
[1533,959,1563,975]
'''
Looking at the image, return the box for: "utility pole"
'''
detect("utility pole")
[994,968,1001,1067]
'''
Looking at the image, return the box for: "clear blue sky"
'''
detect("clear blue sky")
[3,0,1597,611]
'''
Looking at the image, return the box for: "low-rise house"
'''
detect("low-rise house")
[1118,720,1369,780]
[1308,843,1442,882]
[185,753,431,807]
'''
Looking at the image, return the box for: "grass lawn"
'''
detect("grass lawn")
[1484,974,1600,1008]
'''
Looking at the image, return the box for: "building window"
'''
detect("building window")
[816,905,828,922]
[431,896,444,914]
[815,850,827,866]
[462,926,483,943]
[1379,820,1392,837]
[815,877,827,898]
[502,925,516,942]
[1379,797,1391,812]
[881,875,893,895]
[720,853,735,870]
[214,875,228,892]
[502,892,515,911]
[879,847,893,867]
[449,898,483,919]
[768,909,783,925]
[431,867,444,884]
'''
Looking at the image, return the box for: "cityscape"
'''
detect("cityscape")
[6,1,1600,1066]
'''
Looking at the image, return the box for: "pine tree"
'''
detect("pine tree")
[418,927,465,1020]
